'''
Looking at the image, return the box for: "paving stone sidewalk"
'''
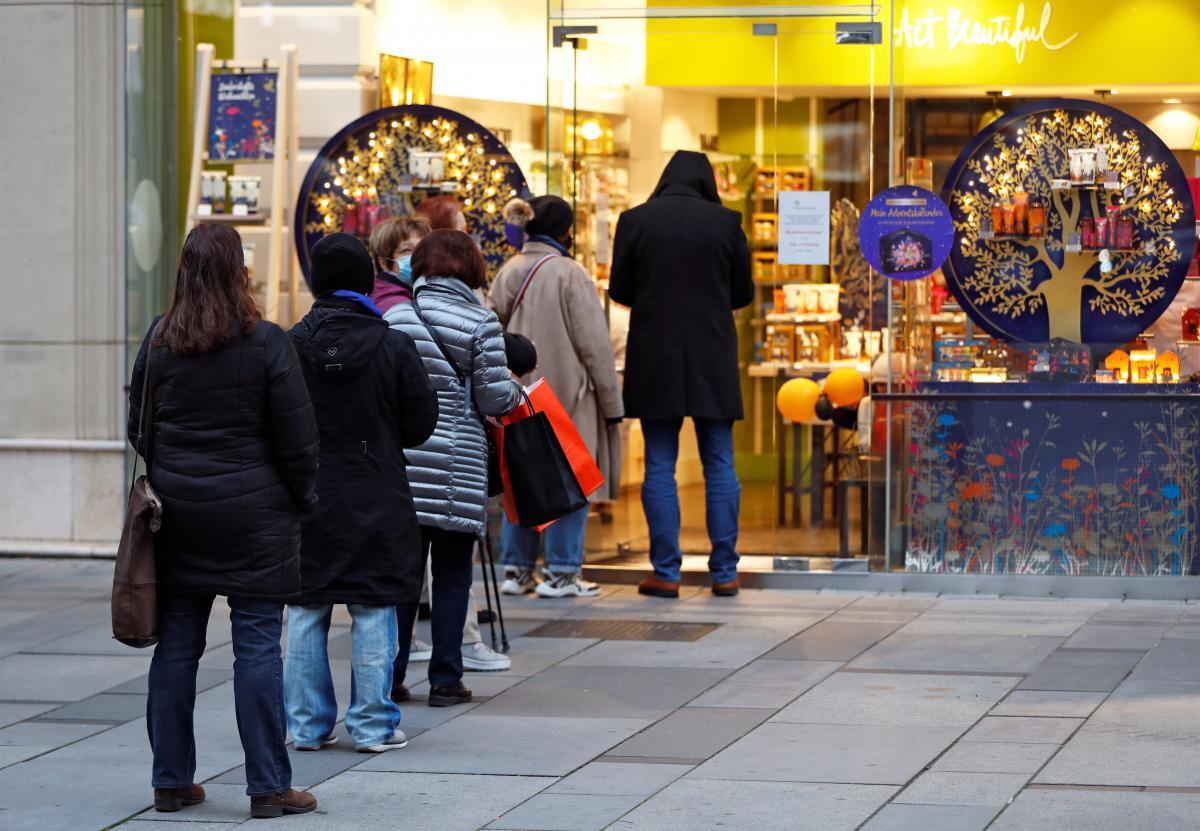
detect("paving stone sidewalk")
[2,559,1200,830]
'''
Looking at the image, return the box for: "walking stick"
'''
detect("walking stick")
[478,535,500,651]
[478,531,509,653]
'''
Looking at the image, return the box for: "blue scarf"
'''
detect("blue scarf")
[529,234,570,257]
[329,290,383,317]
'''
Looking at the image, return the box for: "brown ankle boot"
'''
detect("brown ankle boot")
[712,577,740,597]
[154,783,206,812]
[638,575,680,598]
[250,788,317,818]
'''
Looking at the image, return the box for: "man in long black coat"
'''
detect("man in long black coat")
[283,233,438,753]
[609,150,754,599]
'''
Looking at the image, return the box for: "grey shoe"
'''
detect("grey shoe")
[357,729,408,753]
[462,640,511,671]
[409,638,433,662]
[294,734,338,751]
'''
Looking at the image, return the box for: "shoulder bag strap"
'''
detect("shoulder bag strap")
[510,254,558,317]
[412,293,466,386]
[130,336,155,490]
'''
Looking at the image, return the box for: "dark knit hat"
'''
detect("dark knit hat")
[310,233,374,297]
[525,195,574,239]
[503,332,538,377]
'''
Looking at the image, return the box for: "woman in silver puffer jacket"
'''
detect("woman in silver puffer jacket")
[384,229,521,707]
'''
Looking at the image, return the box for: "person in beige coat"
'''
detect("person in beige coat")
[490,195,623,597]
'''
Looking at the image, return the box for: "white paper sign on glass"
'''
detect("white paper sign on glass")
[778,191,831,266]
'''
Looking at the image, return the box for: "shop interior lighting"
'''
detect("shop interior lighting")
[580,119,604,141]
[1163,98,1183,104]
[1001,89,1013,98]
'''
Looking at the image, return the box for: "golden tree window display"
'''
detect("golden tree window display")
[294,105,530,282]
[942,100,1196,345]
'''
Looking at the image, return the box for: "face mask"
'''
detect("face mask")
[393,255,413,286]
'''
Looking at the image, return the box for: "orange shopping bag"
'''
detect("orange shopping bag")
[493,378,603,528]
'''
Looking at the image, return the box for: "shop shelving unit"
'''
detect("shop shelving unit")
[184,43,301,326]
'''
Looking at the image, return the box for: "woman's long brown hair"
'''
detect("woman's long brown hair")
[157,223,261,355]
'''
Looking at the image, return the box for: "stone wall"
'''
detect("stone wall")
[0,0,125,554]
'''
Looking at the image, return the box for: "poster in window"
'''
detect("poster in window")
[208,72,277,162]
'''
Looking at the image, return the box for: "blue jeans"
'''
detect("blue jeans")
[501,504,589,574]
[641,418,741,584]
[148,592,290,797]
[394,526,475,689]
[284,604,399,750]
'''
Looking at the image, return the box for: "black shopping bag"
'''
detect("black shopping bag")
[502,408,588,528]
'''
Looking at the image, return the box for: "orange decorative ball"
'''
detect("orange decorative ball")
[823,368,866,408]
[776,378,821,423]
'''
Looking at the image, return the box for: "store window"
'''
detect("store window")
[140,0,1200,579]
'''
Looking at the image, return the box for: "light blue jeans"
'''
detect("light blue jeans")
[501,504,590,575]
[641,418,741,584]
[284,604,399,750]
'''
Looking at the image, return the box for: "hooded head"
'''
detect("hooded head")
[651,150,719,203]
[310,233,374,297]
[525,195,575,241]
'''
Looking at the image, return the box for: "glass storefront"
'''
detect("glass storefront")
[125,0,1200,579]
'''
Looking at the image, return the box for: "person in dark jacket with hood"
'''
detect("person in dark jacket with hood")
[127,222,320,819]
[609,150,754,600]
[284,233,438,754]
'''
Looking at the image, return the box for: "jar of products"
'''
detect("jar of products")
[1081,217,1096,249]
[1116,215,1135,250]
[1028,201,1046,237]
[990,202,1005,235]
[1013,192,1029,236]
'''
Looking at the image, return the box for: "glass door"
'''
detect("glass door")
[545,2,895,574]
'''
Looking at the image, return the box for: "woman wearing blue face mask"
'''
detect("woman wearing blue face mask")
[370,215,432,315]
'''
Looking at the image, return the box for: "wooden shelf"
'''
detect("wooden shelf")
[192,211,267,223]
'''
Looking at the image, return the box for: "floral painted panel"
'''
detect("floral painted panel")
[906,387,1200,575]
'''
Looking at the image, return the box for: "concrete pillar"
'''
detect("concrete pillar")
[0,0,125,554]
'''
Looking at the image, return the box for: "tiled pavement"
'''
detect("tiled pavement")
[3,561,1200,829]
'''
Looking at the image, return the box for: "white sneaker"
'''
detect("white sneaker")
[501,568,538,596]
[536,572,601,598]
[357,729,408,753]
[462,640,511,671]
[409,638,433,662]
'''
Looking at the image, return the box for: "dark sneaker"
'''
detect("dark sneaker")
[391,682,412,704]
[428,682,473,708]
[712,577,741,597]
[250,788,317,818]
[154,784,205,812]
[638,575,680,598]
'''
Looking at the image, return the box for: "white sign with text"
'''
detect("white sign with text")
[778,191,831,266]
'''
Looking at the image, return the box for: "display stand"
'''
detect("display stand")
[184,44,300,325]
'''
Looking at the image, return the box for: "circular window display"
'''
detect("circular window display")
[295,105,531,283]
[941,99,1196,344]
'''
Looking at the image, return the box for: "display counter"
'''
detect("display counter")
[881,383,1200,576]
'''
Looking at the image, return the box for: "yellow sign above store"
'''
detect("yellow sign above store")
[895,2,1077,63]
[645,0,1200,88]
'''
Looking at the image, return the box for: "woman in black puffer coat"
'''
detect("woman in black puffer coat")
[127,223,320,819]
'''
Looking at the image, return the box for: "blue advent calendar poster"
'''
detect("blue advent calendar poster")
[208,72,277,161]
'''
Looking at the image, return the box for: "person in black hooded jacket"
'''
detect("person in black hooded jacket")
[609,150,754,600]
[283,233,438,754]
